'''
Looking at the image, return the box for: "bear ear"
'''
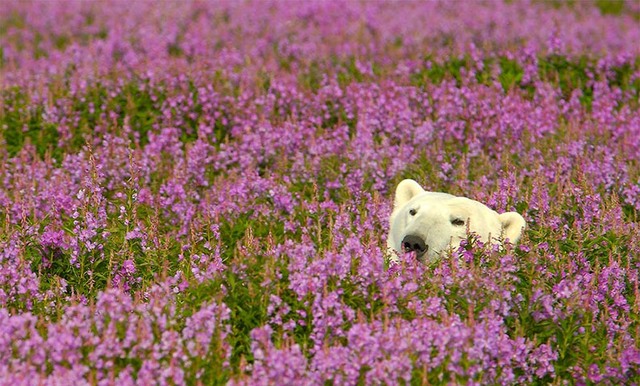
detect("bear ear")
[498,212,526,244]
[394,179,425,209]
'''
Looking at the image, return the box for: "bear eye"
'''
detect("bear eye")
[409,209,417,216]
[451,218,465,226]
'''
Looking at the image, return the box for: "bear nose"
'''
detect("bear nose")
[402,235,428,255]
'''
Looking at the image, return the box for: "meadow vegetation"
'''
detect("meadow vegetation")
[0,0,639,384]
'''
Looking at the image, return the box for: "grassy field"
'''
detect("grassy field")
[1,0,639,384]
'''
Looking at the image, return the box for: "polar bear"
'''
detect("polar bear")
[387,179,526,263]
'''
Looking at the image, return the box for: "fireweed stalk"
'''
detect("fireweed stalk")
[1,0,639,384]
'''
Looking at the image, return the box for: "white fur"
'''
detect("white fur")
[387,179,526,263]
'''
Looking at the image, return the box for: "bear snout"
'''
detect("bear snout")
[402,235,428,256]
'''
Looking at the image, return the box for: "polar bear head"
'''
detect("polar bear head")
[387,179,526,264]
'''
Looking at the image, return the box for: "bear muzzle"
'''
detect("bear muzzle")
[402,235,428,258]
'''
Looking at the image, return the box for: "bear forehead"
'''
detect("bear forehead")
[405,194,493,215]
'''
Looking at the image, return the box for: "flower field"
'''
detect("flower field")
[1,0,640,384]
